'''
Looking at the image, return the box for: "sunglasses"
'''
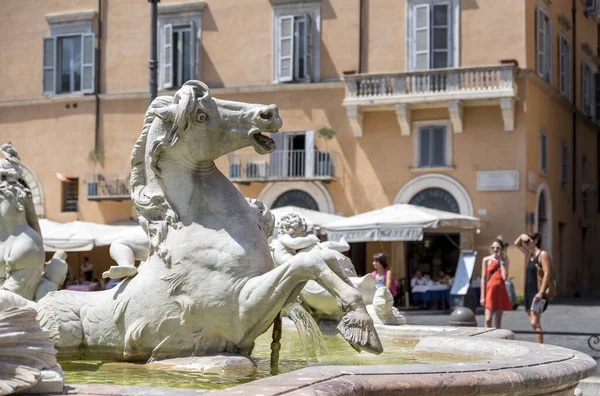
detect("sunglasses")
[491,246,501,251]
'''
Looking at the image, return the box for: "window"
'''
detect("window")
[540,132,548,173]
[536,8,552,83]
[43,33,94,95]
[272,1,320,83]
[161,23,195,89]
[585,0,597,15]
[408,0,458,70]
[560,141,568,186]
[157,3,204,90]
[418,126,447,167]
[62,178,79,212]
[582,61,594,116]
[558,34,570,100]
[275,14,315,82]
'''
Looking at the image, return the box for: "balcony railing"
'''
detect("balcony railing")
[343,65,517,136]
[85,173,130,201]
[227,150,337,182]
[344,64,516,103]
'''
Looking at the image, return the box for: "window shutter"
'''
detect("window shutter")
[431,4,450,69]
[536,9,544,78]
[277,15,294,82]
[558,37,564,93]
[304,130,315,177]
[163,24,173,89]
[305,13,313,82]
[414,4,430,70]
[81,33,95,93]
[545,19,552,82]
[188,21,196,80]
[594,73,600,122]
[42,36,56,95]
[565,41,570,99]
[432,126,446,166]
[419,127,431,167]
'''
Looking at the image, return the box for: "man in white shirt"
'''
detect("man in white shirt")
[410,270,428,288]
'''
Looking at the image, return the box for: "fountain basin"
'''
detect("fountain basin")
[58,323,595,395]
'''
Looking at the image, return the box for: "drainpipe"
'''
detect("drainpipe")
[572,0,577,212]
[149,0,159,104]
[358,0,364,73]
[94,0,102,151]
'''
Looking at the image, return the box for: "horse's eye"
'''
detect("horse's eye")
[197,112,208,123]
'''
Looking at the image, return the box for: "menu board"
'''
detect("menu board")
[450,251,477,296]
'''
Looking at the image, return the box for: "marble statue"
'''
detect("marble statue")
[270,212,406,325]
[367,287,407,325]
[37,81,382,362]
[0,143,45,300]
[104,198,275,280]
[0,290,63,395]
[0,143,69,303]
[34,251,68,302]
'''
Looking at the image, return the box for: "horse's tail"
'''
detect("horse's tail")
[36,290,87,352]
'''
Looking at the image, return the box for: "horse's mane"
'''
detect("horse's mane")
[130,81,208,266]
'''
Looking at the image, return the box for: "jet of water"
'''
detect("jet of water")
[284,301,329,365]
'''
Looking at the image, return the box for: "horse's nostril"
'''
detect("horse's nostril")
[259,109,273,120]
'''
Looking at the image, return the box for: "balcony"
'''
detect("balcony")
[226,150,337,183]
[343,65,517,136]
[85,173,130,201]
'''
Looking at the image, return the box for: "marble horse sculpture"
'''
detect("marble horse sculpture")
[37,81,382,361]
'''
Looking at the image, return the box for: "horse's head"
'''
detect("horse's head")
[151,80,282,164]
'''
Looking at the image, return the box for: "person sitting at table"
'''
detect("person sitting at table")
[410,270,427,288]
[80,256,94,283]
[437,269,452,285]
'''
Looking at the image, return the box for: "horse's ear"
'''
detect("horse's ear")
[152,105,176,122]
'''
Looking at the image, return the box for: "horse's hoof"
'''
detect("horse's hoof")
[103,265,137,279]
[337,309,384,355]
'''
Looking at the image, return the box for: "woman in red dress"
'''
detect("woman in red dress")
[480,239,512,328]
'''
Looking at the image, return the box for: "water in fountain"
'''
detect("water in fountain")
[283,301,329,364]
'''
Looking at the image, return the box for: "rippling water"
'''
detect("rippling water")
[61,325,467,390]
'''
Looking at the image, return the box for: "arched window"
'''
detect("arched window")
[272,189,319,210]
[409,187,460,214]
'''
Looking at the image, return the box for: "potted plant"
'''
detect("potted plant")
[86,148,104,197]
[317,127,336,176]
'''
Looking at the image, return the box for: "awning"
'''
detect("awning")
[38,219,142,252]
[270,206,344,230]
[321,204,481,243]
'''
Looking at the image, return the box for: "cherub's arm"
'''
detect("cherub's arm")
[279,234,319,250]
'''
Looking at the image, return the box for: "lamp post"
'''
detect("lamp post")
[149,0,160,104]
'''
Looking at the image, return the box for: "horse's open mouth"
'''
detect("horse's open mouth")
[250,131,277,153]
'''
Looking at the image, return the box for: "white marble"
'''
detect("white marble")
[476,170,520,191]
[36,81,382,362]
[0,143,68,302]
[0,290,63,395]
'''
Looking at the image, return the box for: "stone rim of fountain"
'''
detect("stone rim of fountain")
[59,326,596,395]
[211,335,597,395]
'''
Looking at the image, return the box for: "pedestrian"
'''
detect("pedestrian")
[371,253,397,298]
[514,233,556,343]
[480,238,512,328]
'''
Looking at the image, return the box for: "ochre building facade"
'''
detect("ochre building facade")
[0,0,598,295]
